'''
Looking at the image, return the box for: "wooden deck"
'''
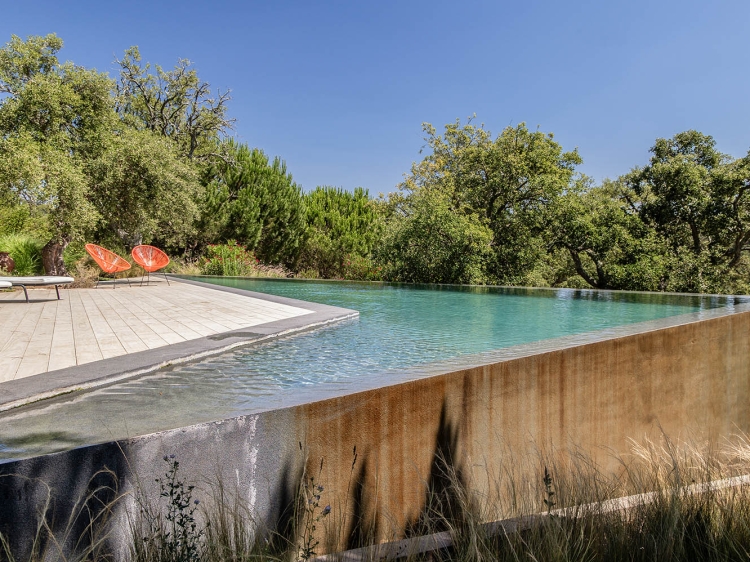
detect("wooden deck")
[0,279,313,383]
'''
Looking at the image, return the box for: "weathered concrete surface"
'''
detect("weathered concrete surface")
[1,306,749,557]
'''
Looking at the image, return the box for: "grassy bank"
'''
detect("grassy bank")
[4,435,750,561]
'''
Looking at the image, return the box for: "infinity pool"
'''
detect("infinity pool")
[0,278,743,461]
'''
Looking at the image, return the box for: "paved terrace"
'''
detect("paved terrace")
[0,278,315,382]
[0,278,358,413]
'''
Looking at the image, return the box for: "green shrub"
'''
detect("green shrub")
[199,241,258,276]
[0,233,44,275]
[377,189,492,284]
[63,241,88,272]
[342,253,383,281]
[297,186,383,279]
[0,204,51,239]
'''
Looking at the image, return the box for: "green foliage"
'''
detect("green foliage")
[549,178,671,291]
[620,131,750,293]
[341,254,383,281]
[0,48,112,246]
[0,200,50,239]
[401,119,581,284]
[0,233,44,275]
[199,241,258,276]
[62,240,88,272]
[0,35,216,273]
[199,140,306,264]
[87,127,201,250]
[298,186,382,278]
[115,46,233,161]
[1,37,748,296]
[378,188,492,284]
[0,33,63,95]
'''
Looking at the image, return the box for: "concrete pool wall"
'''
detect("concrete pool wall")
[2,303,750,557]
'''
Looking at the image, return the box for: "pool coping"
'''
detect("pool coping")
[0,277,359,413]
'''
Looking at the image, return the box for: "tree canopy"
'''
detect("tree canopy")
[297,186,382,278]
[115,46,233,161]
[0,35,217,272]
[2,33,750,294]
[199,140,306,264]
[398,119,581,284]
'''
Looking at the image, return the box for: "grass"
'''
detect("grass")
[198,242,292,279]
[4,435,750,561]
[0,469,123,562]
[0,234,44,276]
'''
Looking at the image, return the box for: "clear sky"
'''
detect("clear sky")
[3,0,749,194]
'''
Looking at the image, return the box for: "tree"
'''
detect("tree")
[199,140,306,264]
[401,119,581,283]
[624,131,750,291]
[115,47,233,161]
[549,178,669,290]
[0,35,214,273]
[377,188,492,284]
[0,35,114,273]
[86,128,201,250]
[298,186,382,278]
[0,33,63,95]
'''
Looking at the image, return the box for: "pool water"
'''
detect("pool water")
[0,278,742,461]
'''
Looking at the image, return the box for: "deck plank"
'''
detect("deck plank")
[0,279,314,381]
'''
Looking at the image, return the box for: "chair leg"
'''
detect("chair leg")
[163,271,170,286]
[55,285,61,300]
[20,284,29,303]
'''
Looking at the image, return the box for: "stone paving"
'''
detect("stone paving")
[0,278,314,383]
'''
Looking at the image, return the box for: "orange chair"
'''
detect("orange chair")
[131,245,170,286]
[85,244,132,288]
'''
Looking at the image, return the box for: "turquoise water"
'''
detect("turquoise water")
[0,278,743,461]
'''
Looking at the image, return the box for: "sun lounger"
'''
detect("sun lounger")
[0,281,11,289]
[0,276,74,303]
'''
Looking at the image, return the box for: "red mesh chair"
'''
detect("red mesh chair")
[85,243,132,288]
[131,245,170,286]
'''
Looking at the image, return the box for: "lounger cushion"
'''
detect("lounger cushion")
[0,276,74,285]
[0,281,11,288]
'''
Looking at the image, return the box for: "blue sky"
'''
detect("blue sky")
[3,0,749,194]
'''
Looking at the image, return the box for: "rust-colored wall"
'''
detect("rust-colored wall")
[297,310,750,546]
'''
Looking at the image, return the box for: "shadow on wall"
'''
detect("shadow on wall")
[345,449,379,550]
[405,401,466,538]
[264,447,303,555]
[0,398,469,560]
[0,440,129,561]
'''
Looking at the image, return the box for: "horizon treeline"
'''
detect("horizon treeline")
[2,34,750,294]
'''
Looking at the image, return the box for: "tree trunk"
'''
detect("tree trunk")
[567,247,604,289]
[42,237,70,275]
